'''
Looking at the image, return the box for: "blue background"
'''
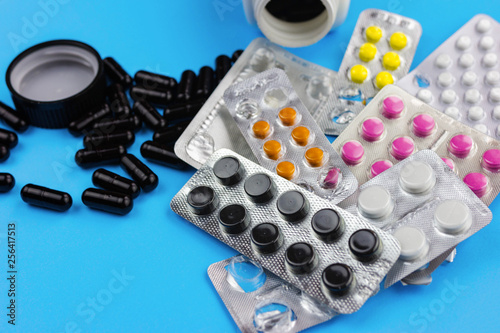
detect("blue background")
[0,0,499,332]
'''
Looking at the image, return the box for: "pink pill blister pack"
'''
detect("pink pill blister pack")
[315,9,422,135]
[398,14,500,139]
[332,85,500,206]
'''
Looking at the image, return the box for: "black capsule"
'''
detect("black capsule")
[215,55,232,83]
[349,229,382,262]
[322,264,355,296]
[251,223,283,254]
[0,128,18,149]
[75,146,127,168]
[84,131,135,149]
[285,242,317,274]
[277,191,310,223]
[219,204,250,234]
[152,121,190,145]
[108,83,131,117]
[0,101,28,133]
[244,173,276,203]
[103,57,133,87]
[68,104,112,136]
[187,186,218,215]
[0,146,10,162]
[140,141,186,169]
[134,70,177,91]
[0,173,15,193]
[196,66,215,98]
[163,99,205,122]
[120,154,158,192]
[82,188,133,215]
[93,115,142,133]
[176,70,197,102]
[311,209,345,243]
[20,184,72,212]
[213,156,243,186]
[232,49,243,63]
[130,86,173,107]
[92,168,140,199]
[133,100,167,131]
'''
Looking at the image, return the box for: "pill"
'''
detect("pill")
[390,32,407,50]
[75,145,126,168]
[468,106,484,121]
[486,71,500,86]
[435,54,452,69]
[434,200,472,234]
[120,154,159,192]
[482,53,498,68]
[349,229,382,262]
[390,136,415,160]
[445,106,460,119]
[277,190,309,223]
[92,168,140,199]
[489,87,500,103]
[215,55,232,84]
[0,173,15,193]
[370,160,393,178]
[311,209,344,242]
[177,70,197,102]
[219,204,250,234]
[375,71,394,89]
[463,173,489,198]
[341,140,364,165]
[140,141,186,169]
[133,100,167,131]
[134,70,177,91]
[359,43,377,62]
[276,161,295,180]
[152,121,189,144]
[440,89,457,104]
[465,89,481,104]
[474,124,488,134]
[399,161,436,194]
[441,157,455,171]
[0,128,18,149]
[455,36,471,50]
[458,54,475,68]
[412,114,435,137]
[253,120,270,139]
[437,72,454,87]
[20,184,72,212]
[382,52,401,70]
[196,66,215,98]
[278,107,297,126]
[232,49,243,63]
[82,188,133,215]
[322,263,354,296]
[448,134,473,158]
[84,131,135,150]
[103,57,132,87]
[461,71,477,86]
[322,168,340,189]
[0,101,28,133]
[361,117,384,141]
[305,147,324,167]
[68,104,112,136]
[291,126,310,146]
[382,95,405,118]
[263,140,281,160]
[107,83,131,117]
[244,173,276,203]
[479,36,495,50]
[187,186,218,215]
[350,65,368,83]
[130,86,173,107]
[213,156,243,186]
[482,149,500,172]
[476,19,492,33]
[164,99,206,122]
[357,185,393,219]
[93,115,142,133]
[0,146,9,162]
[393,226,428,261]
[285,242,317,274]
[417,89,433,103]
[251,223,283,254]
[366,26,382,43]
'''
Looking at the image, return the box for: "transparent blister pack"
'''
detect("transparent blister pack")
[208,255,337,333]
[224,68,357,204]
[337,150,492,287]
[315,9,422,135]
[332,85,500,206]
[171,149,400,314]
[174,37,338,169]
[398,14,500,139]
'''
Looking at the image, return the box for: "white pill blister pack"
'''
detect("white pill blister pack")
[208,255,337,333]
[171,149,400,314]
[338,150,492,287]
[332,85,500,206]
[224,68,358,204]
[174,37,338,169]
[398,14,500,138]
[315,9,422,135]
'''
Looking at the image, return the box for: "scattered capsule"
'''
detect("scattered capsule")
[83,130,135,149]
[153,121,190,144]
[82,188,133,215]
[196,66,215,98]
[0,173,15,192]
[68,104,112,136]
[75,145,127,168]
[0,128,18,149]
[92,168,140,199]
[20,184,72,212]
[140,141,186,169]
[92,115,142,133]
[176,70,197,102]
[103,57,133,87]
[232,49,243,63]
[133,100,167,131]
[0,101,28,133]
[130,86,173,107]
[215,55,232,83]
[120,154,159,192]
[134,70,177,91]
[0,146,10,162]
[163,99,206,122]
[108,83,131,117]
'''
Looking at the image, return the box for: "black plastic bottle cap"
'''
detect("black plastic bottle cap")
[244,173,276,203]
[251,223,283,254]
[322,263,355,296]
[349,229,381,262]
[285,242,317,274]
[187,186,218,215]
[213,156,243,186]
[277,190,309,223]
[219,204,250,234]
[311,209,344,242]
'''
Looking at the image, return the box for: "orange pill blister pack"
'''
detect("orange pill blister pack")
[224,68,358,204]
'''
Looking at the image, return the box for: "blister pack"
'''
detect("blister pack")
[171,148,400,314]
[332,85,500,206]
[174,38,338,169]
[224,68,357,204]
[315,9,422,135]
[208,255,337,333]
[338,150,492,287]
[398,14,500,138]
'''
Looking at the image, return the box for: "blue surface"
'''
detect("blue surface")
[0,1,499,332]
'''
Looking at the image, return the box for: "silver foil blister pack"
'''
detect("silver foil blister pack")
[315,9,422,135]
[338,150,492,287]
[332,85,500,206]
[174,37,338,169]
[224,68,357,204]
[398,14,500,138]
[171,149,401,314]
